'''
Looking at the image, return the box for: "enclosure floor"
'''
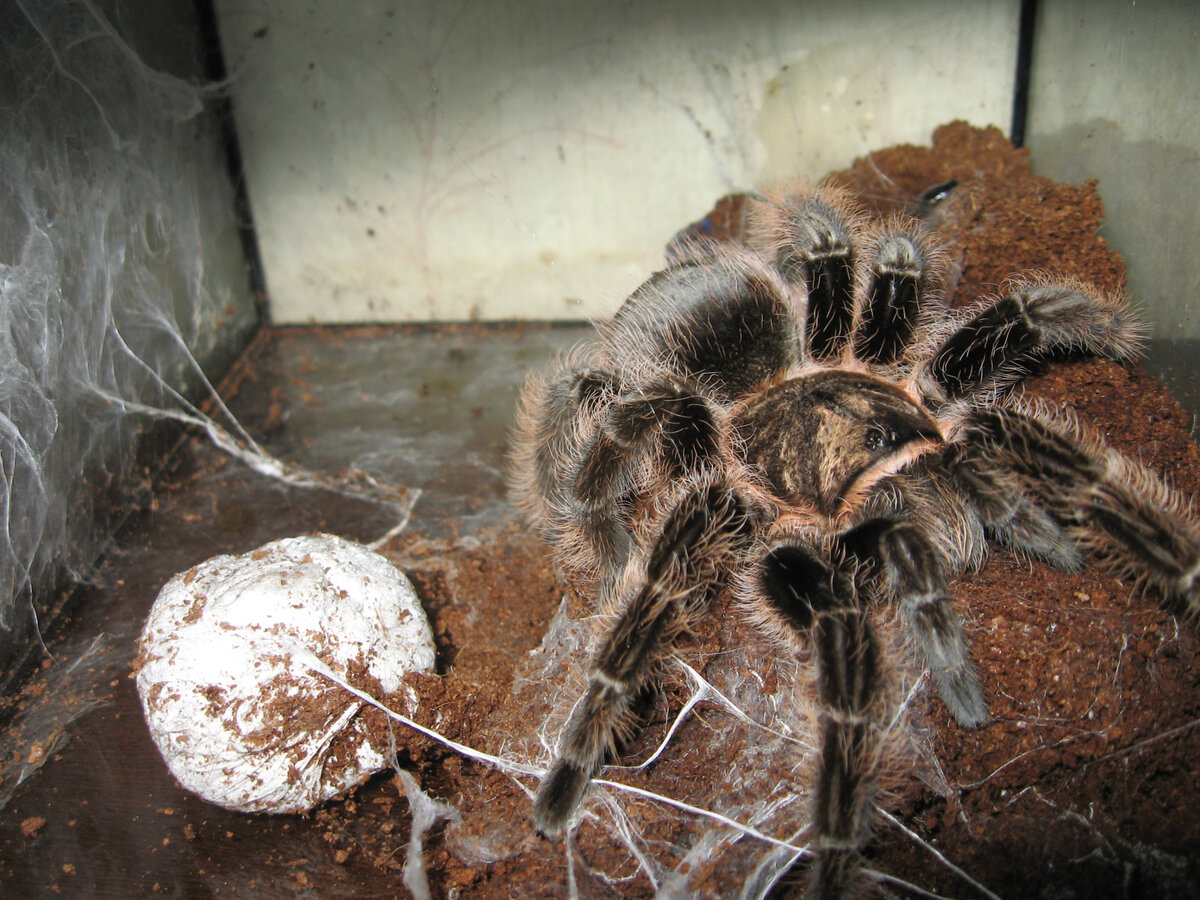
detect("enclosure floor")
[0,322,583,898]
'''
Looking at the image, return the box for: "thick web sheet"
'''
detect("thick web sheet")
[0,0,256,648]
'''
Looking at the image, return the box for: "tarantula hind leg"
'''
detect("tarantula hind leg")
[924,280,1143,404]
[532,477,755,835]
[568,375,725,586]
[757,541,882,899]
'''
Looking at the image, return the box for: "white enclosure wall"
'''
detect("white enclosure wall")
[1025,0,1200,343]
[213,0,1020,323]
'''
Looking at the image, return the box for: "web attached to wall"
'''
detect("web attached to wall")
[0,0,258,646]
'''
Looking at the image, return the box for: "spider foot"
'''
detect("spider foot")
[909,599,988,728]
[533,758,590,836]
[806,847,868,900]
[1081,471,1200,620]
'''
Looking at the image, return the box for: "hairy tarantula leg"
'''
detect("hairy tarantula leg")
[758,542,880,899]
[569,378,723,580]
[852,223,945,367]
[526,367,620,513]
[944,442,1086,573]
[840,520,988,727]
[964,404,1200,617]
[745,189,860,362]
[573,377,722,500]
[567,502,634,587]
[533,479,755,835]
[923,281,1142,403]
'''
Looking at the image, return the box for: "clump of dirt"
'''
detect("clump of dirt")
[323,122,1200,898]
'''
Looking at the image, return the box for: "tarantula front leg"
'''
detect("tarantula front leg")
[961,401,1200,616]
[851,219,947,368]
[758,540,881,899]
[839,518,988,727]
[533,477,755,835]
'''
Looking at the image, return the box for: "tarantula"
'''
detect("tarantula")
[510,181,1200,896]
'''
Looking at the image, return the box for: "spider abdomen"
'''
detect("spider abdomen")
[601,254,799,402]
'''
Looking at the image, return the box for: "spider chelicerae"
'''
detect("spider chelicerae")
[509,181,1200,896]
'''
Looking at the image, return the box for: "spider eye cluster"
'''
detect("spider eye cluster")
[863,425,896,453]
